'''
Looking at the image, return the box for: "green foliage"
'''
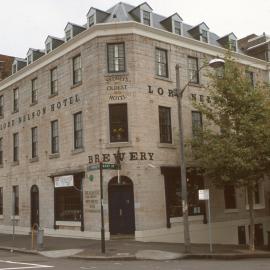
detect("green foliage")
[190,55,270,189]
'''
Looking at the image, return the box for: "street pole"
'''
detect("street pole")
[207,194,213,253]
[99,161,105,254]
[175,64,191,253]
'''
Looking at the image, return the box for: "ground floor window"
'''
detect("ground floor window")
[162,167,205,225]
[54,173,83,222]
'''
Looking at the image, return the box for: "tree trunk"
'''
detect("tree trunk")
[247,185,255,251]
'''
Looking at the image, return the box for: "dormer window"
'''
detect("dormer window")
[217,33,238,52]
[174,21,181,35]
[12,63,17,74]
[46,42,52,54]
[66,29,72,41]
[88,15,95,27]
[229,39,237,52]
[27,54,33,65]
[143,10,151,26]
[201,29,208,43]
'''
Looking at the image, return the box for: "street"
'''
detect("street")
[0,250,269,270]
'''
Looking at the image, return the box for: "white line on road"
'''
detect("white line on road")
[0,260,54,270]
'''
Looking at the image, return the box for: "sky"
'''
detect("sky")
[0,0,269,58]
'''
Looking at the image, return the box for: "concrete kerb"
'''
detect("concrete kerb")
[0,246,39,255]
[1,245,270,261]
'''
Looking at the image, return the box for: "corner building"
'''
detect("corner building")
[0,2,270,245]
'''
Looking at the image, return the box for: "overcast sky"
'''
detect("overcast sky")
[1,0,269,58]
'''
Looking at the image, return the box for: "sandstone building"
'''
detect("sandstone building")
[0,2,269,245]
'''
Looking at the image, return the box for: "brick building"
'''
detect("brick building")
[0,54,14,81]
[0,2,269,245]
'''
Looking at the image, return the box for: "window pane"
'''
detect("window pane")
[0,95,3,117]
[51,120,59,153]
[31,78,37,103]
[174,21,181,35]
[0,138,3,165]
[12,186,19,216]
[201,29,208,43]
[109,104,128,142]
[13,88,19,112]
[55,175,82,221]
[155,48,168,77]
[107,43,125,73]
[159,106,172,143]
[32,127,38,158]
[74,112,83,149]
[192,111,202,136]
[13,133,19,162]
[0,187,3,215]
[73,55,82,85]
[51,68,58,95]
[143,10,151,26]
[188,57,199,84]
[224,185,236,209]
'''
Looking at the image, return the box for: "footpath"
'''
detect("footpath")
[0,233,270,260]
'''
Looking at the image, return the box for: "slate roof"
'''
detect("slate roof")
[99,2,230,49]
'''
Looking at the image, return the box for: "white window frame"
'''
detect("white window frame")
[172,20,182,36]
[27,53,33,65]
[88,14,96,28]
[45,41,52,54]
[65,28,73,42]
[245,182,265,210]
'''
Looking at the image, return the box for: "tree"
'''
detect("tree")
[189,55,270,251]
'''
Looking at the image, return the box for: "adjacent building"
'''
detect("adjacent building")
[0,54,14,81]
[0,2,269,245]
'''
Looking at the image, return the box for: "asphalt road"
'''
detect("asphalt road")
[0,250,270,270]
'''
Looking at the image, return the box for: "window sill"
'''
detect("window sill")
[71,82,82,89]
[188,82,203,88]
[106,142,132,149]
[71,148,85,155]
[29,157,39,163]
[246,204,265,210]
[12,110,19,115]
[0,115,4,120]
[11,161,19,166]
[154,75,172,83]
[49,153,60,159]
[158,143,176,149]
[55,221,81,226]
[224,209,240,214]
[104,72,128,77]
[0,164,3,169]
[0,215,3,219]
[170,215,204,224]
[30,101,38,107]
[48,93,58,99]
[10,215,20,220]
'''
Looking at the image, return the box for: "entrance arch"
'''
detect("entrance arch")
[30,185,39,227]
[108,176,135,235]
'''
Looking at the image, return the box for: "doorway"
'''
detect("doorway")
[30,185,39,228]
[108,176,135,235]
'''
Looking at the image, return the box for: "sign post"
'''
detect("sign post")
[86,162,121,254]
[99,162,105,254]
[199,189,213,253]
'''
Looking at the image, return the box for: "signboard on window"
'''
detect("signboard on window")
[55,175,74,188]
[198,189,209,200]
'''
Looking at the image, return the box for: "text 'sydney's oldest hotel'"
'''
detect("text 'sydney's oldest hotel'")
[0,2,269,245]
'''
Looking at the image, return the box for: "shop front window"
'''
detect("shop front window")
[55,174,83,222]
[163,168,205,219]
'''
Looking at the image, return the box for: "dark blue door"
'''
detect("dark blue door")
[109,177,135,235]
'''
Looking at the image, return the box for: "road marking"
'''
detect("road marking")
[0,260,54,270]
